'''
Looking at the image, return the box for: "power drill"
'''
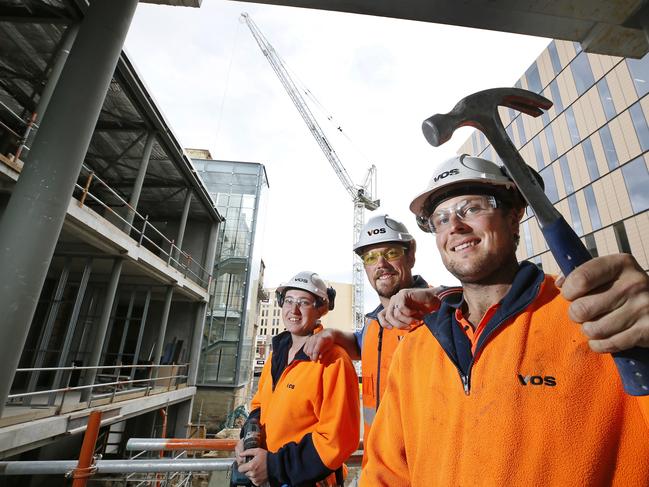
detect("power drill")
[230,418,262,487]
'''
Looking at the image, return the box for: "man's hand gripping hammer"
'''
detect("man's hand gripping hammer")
[422,87,649,396]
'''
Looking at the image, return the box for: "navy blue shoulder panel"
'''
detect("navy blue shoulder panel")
[266,432,334,487]
[270,332,292,389]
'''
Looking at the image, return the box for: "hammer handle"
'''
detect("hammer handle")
[540,200,649,395]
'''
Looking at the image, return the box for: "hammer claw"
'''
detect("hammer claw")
[502,94,552,118]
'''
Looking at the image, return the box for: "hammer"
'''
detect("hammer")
[422,87,649,396]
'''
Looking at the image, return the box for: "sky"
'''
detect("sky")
[125,1,550,311]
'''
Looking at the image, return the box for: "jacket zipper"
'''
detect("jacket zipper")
[458,295,540,395]
[375,326,384,409]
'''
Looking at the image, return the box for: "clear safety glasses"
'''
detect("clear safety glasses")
[282,296,317,309]
[428,195,498,234]
[360,246,407,266]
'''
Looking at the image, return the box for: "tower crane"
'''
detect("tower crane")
[241,12,380,332]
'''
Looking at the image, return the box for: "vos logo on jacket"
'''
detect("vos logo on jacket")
[517,374,556,386]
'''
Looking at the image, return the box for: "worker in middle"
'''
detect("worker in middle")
[303,215,452,465]
[236,271,360,487]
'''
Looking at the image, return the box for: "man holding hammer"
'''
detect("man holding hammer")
[360,154,649,485]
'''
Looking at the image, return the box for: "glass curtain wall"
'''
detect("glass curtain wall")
[194,160,268,386]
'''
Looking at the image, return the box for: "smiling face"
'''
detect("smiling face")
[361,242,416,303]
[281,289,326,337]
[433,194,522,284]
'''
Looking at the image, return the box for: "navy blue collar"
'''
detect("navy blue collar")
[423,261,545,373]
[270,330,312,389]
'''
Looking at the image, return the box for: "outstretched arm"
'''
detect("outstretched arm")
[378,286,447,330]
[559,254,649,424]
[558,254,649,353]
[303,328,361,361]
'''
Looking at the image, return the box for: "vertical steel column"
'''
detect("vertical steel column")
[25,258,71,398]
[124,131,156,231]
[116,289,137,364]
[152,286,174,375]
[99,293,121,362]
[23,24,80,159]
[50,258,93,402]
[187,302,207,386]
[82,258,124,400]
[0,0,138,415]
[132,289,151,369]
[175,189,193,262]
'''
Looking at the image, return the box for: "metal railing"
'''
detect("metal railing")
[0,100,38,162]
[73,164,213,289]
[7,363,188,411]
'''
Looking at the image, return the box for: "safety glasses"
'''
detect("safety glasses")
[360,246,407,266]
[428,195,498,233]
[282,296,317,309]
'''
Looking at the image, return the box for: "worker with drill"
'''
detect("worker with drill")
[303,214,457,465]
[236,271,360,487]
[360,155,649,485]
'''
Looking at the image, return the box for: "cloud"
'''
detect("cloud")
[126,0,550,301]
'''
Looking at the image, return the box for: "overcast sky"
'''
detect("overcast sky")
[125,1,550,311]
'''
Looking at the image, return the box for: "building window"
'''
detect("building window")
[613,221,632,254]
[581,138,600,181]
[545,124,558,161]
[627,56,649,98]
[479,131,487,152]
[621,156,649,213]
[565,107,581,146]
[532,136,545,169]
[515,116,527,145]
[506,124,516,147]
[598,125,618,170]
[570,52,595,96]
[540,166,559,203]
[548,79,564,114]
[596,78,616,121]
[548,40,562,75]
[526,62,543,94]
[559,155,574,195]
[583,185,602,230]
[521,220,534,257]
[568,195,584,236]
[584,233,599,257]
[629,103,649,152]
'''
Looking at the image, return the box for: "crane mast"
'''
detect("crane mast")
[241,12,379,332]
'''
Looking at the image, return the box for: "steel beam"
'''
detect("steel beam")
[0,0,138,416]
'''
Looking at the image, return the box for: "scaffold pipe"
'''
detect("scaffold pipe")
[126,438,238,451]
[0,458,233,475]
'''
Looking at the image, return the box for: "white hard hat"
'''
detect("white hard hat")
[410,154,535,233]
[353,214,414,254]
[276,271,335,310]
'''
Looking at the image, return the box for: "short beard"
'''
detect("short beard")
[375,280,401,299]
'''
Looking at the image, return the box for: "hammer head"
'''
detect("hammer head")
[422,87,552,147]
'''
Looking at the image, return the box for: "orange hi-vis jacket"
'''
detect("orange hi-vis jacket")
[248,325,360,487]
[359,276,461,465]
[361,262,649,486]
